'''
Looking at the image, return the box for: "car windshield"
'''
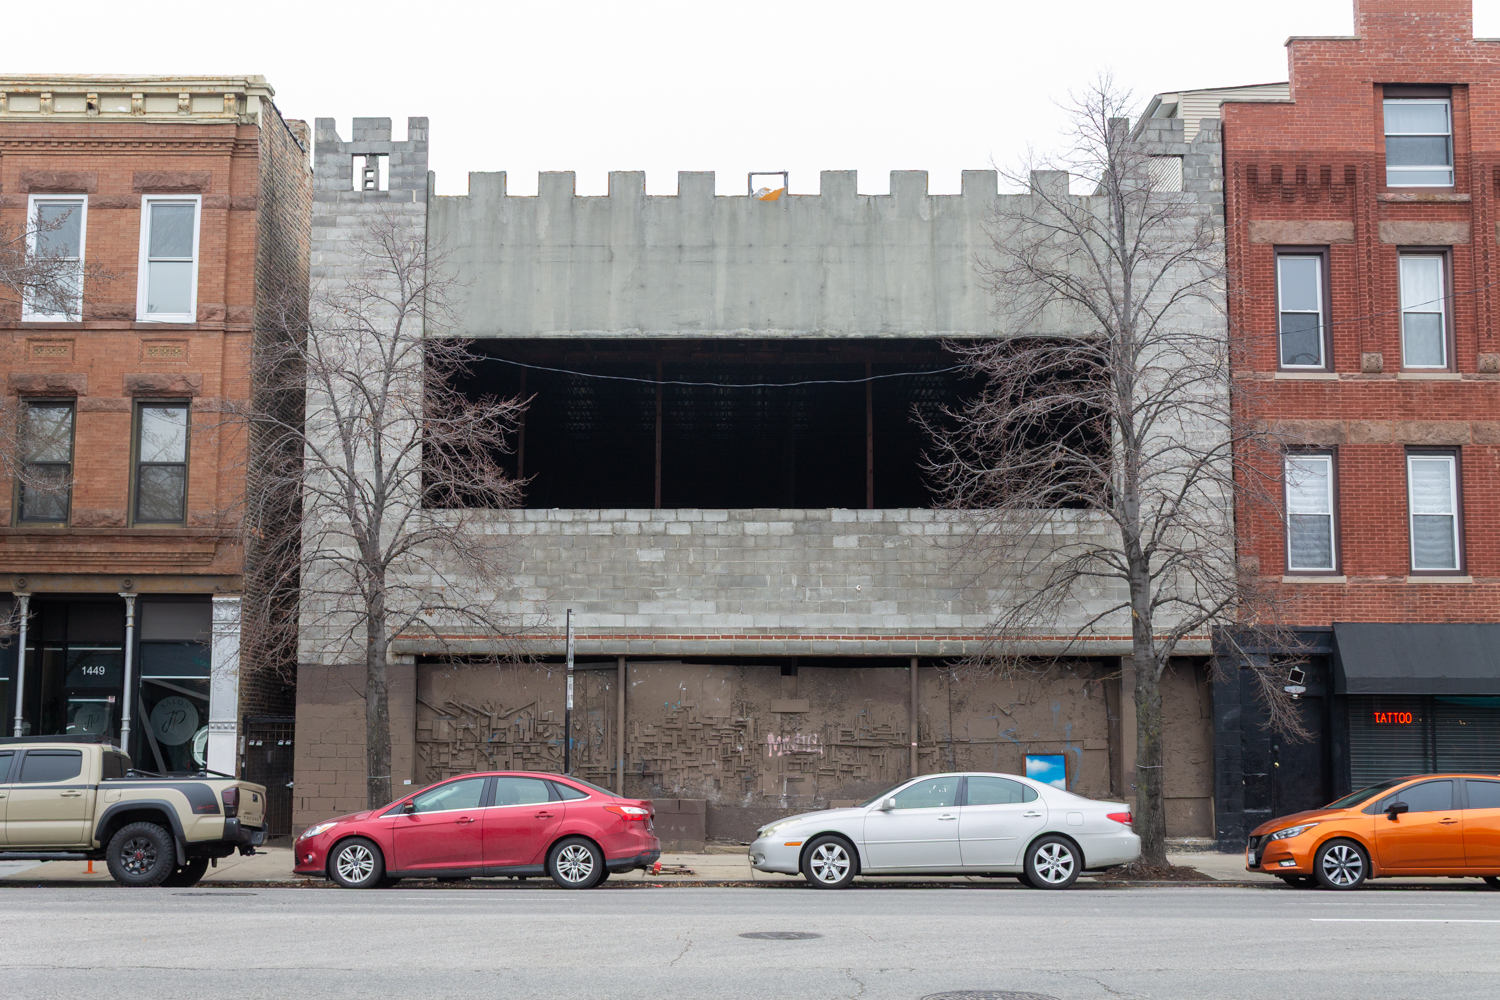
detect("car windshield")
[1324,778,1407,810]
[856,781,912,808]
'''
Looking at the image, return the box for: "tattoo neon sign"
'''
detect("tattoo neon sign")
[1373,711,1413,724]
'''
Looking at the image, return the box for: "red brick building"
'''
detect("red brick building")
[0,77,309,829]
[1186,0,1500,846]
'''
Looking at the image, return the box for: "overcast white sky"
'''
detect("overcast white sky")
[21,0,1500,196]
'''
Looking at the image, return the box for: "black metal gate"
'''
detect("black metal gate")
[243,716,295,837]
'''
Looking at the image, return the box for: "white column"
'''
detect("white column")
[12,593,30,737]
[207,596,242,777]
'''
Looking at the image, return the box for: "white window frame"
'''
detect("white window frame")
[1284,452,1337,573]
[135,194,202,324]
[1384,98,1454,188]
[1276,253,1326,369]
[1399,253,1449,369]
[1407,452,1461,573]
[23,194,88,322]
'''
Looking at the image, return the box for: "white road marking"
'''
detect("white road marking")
[1310,918,1500,923]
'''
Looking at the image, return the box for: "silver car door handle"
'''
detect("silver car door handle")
[938,815,957,821]
[1022,812,1041,818]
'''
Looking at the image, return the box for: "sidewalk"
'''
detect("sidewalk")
[1,846,1276,885]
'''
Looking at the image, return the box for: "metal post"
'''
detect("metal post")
[654,361,663,510]
[909,656,919,778]
[616,655,626,794]
[563,609,574,774]
[119,593,137,752]
[866,359,874,509]
[12,593,30,737]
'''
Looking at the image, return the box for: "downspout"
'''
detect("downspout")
[119,592,138,752]
[616,655,626,794]
[909,655,919,778]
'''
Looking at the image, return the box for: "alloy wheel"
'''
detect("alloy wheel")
[336,844,375,884]
[1320,844,1363,887]
[120,837,158,877]
[1032,843,1075,885]
[555,844,596,883]
[808,843,851,884]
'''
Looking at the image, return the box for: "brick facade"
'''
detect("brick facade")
[0,78,309,794]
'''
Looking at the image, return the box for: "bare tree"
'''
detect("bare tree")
[242,210,526,810]
[924,78,1291,866]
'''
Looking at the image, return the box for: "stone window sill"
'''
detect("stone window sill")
[1397,372,1462,380]
[1377,192,1471,203]
[1274,371,1338,380]
[1282,575,1346,584]
[1406,575,1472,584]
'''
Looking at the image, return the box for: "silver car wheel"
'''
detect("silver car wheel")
[1321,843,1363,886]
[808,842,851,883]
[1032,842,1076,884]
[556,844,596,883]
[336,844,375,883]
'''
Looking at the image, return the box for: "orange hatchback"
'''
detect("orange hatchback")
[1247,774,1500,890]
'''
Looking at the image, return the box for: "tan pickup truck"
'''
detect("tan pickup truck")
[0,736,267,887]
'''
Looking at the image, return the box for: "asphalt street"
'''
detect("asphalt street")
[4,883,1498,1000]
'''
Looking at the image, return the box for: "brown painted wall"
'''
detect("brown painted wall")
[293,657,1215,841]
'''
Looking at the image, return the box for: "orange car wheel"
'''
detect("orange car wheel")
[1314,839,1368,890]
[1484,876,1500,890]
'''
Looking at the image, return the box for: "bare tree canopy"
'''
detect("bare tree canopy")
[242,210,526,810]
[926,77,1291,865]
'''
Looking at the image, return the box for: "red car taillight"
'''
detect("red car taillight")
[222,787,240,819]
[605,805,650,821]
[1107,811,1132,825]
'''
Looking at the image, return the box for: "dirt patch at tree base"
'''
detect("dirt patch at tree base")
[1094,862,1214,882]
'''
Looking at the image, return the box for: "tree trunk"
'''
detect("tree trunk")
[365,590,391,811]
[1132,652,1167,866]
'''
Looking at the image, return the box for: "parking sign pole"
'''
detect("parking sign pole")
[564,608,574,774]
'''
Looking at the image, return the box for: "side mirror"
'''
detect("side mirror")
[401,801,416,814]
[881,797,897,811]
[1386,801,1409,819]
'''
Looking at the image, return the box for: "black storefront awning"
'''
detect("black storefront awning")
[1333,622,1500,695]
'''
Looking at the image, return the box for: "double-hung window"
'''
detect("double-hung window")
[16,401,75,524]
[1399,254,1448,368]
[136,195,201,323]
[133,403,189,524]
[1407,451,1461,573]
[1285,453,1336,572]
[1384,98,1453,187]
[23,196,87,321]
[1276,252,1327,368]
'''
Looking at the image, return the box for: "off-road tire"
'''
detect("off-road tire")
[800,835,859,889]
[161,858,210,888]
[547,837,606,889]
[106,822,177,887]
[1023,835,1082,889]
[328,837,386,889]
[1314,839,1368,890]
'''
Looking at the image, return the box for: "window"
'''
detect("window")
[136,196,200,322]
[19,749,83,783]
[133,403,189,524]
[1285,453,1337,572]
[409,776,486,813]
[1384,99,1453,187]
[1466,780,1500,810]
[1277,253,1327,368]
[1400,254,1448,368]
[1407,451,1461,572]
[1377,779,1454,814]
[888,776,960,809]
[964,775,1037,806]
[0,751,12,784]
[491,776,552,806]
[17,401,75,524]
[551,782,590,801]
[101,752,129,780]
[23,195,86,321]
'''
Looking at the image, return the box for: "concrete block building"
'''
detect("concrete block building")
[0,76,311,834]
[294,117,1229,841]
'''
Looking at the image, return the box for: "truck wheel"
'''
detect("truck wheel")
[161,858,210,888]
[106,822,178,887]
[329,837,386,889]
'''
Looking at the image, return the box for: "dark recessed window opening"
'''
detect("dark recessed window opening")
[446,339,982,509]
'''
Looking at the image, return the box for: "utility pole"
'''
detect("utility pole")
[563,608,574,774]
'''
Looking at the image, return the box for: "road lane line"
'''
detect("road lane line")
[1309,918,1500,923]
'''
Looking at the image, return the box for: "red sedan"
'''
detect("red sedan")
[294,772,660,889]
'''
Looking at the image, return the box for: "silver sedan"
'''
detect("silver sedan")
[748,771,1139,889]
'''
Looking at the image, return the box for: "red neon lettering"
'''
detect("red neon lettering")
[1373,712,1413,725]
